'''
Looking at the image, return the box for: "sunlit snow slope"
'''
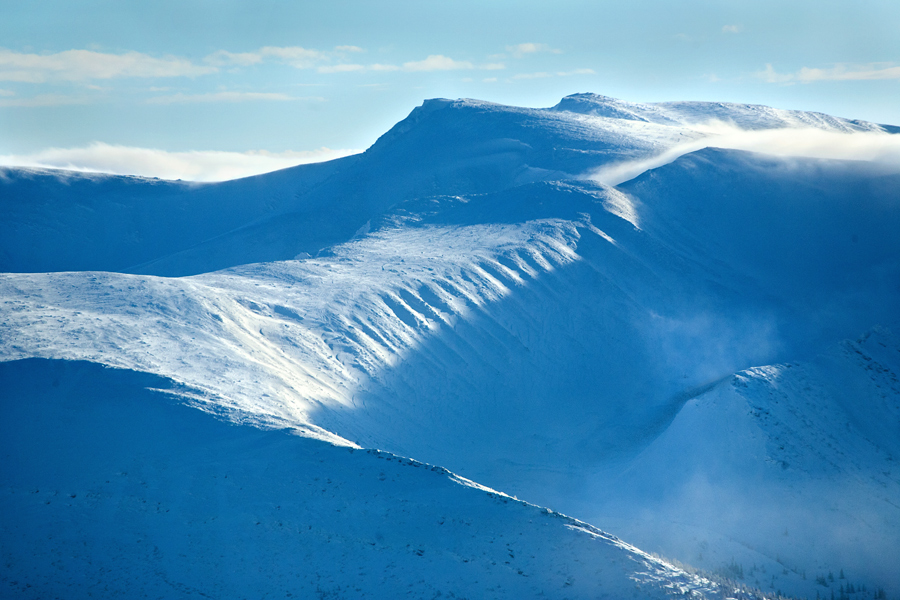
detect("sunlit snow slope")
[2,93,899,597]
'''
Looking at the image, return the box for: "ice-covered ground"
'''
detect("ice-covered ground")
[2,93,899,598]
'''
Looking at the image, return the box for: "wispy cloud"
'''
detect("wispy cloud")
[204,47,496,74]
[317,64,366,73]
[0,93,93,107]
[369,63,400,72]
[511,68,594,80]
[203,50,264,68]
[512,72,552,80]
[759,62,900,84]
[504,43,562,59]
[558,68,595,76]
[0,143,362,181]
[317,55,502,73]
[146,91,318,105]
[402,55,473,71]
[255,46,325,68]
[3,45,507,83]
[0,88,15,96]
[722,25,741,34]
[0,49,215,82]
[204,46,326,69]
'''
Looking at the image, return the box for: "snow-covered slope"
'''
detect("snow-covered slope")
[597,327,900,599]
[2,94,900,597]
[1,358,724,600]
[0,156,357,275]
[552,93,890,132]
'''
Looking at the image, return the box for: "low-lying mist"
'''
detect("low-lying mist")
[0,143,361,181]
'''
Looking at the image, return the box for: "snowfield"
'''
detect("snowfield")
[2,93,899,598]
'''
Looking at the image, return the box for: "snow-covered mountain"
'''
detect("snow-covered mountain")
[2,93,899,598]
[3,94,889,277]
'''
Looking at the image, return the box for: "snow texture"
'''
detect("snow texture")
[1,359,724,600]
[2,93,899,598]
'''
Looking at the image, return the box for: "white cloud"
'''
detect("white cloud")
[0,88,14,96]
[505,43,561,58]
[257,46,324,68]
[511,68,593,80]
[369,63,400,72]
[722,25,741,33]
[557,68,595,76]
[0,143,362,182]
[203,50,264,67]
[146,91,316,105]
[0,93,92,107]
[203,46,483,74]
[1,45,505,84]
[203,46,325,69]
[317,64,366,73]
[201,47,499,75]
[759,62,900,84]
[0,49,215,82]
[757,64,794,84]
[331,56,499,73]
[512,72,552,80]
[590,123,900,185]
[402,55,473,71]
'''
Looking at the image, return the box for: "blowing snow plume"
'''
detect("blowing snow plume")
[589,123,900,185]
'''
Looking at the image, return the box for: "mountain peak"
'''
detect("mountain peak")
[549,93,668,124]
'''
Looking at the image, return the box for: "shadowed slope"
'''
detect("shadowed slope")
[0,358,722,600]
[0,156,357,274]
[595,327,900,597]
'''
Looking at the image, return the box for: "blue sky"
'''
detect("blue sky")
[2,0,898,179]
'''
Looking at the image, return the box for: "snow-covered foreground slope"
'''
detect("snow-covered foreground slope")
[1,358,726,600]
[2,94,900,597]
